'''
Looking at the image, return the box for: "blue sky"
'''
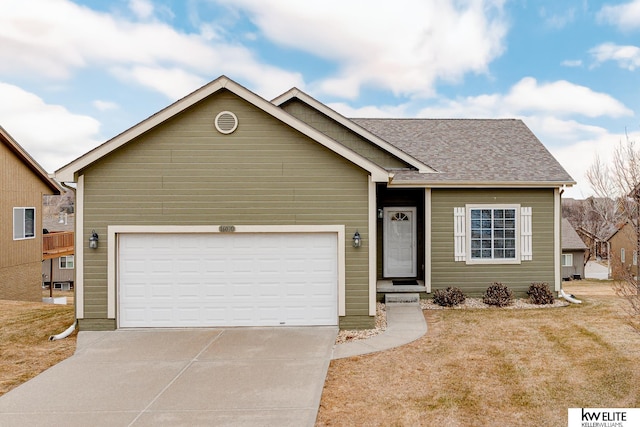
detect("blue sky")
[2,0,640,198]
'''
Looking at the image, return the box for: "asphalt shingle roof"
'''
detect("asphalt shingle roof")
[562,218,588,250]
[352,118,575,185]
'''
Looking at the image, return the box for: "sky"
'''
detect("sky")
[1,0,640,198]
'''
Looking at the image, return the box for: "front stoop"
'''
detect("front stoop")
[385,293,420,306]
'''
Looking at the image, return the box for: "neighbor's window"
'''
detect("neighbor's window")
[469,207,517,260]
[561,253,573,267]
[621,248,626,263]
[13,207,35,240]
[59,255,74,269]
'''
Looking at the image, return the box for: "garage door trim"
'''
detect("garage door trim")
[107,225,346,322]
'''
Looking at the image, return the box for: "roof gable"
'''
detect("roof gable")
[0,126,61,194]
[56,76,390,183]
[272,89,435,174]
[562,218,588,250]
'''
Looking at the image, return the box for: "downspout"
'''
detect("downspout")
[49,321,77,341]
[560,289,582,304]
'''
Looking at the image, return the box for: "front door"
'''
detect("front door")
[383,207,417,278]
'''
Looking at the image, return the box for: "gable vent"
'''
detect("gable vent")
[214,111,238,134]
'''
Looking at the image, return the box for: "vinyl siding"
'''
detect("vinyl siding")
[0,141,50,301]
[281,100,408,169]
[80,90,372,329]
[431,188,556,296]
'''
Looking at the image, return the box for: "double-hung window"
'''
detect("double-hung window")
[13,207,35,240]
[454,204,532,264]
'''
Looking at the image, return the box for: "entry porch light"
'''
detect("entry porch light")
[352,231,361,248]
[89,230,99,249]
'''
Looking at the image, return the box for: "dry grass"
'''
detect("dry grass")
[0,299,77,397]
[317,280,640,426]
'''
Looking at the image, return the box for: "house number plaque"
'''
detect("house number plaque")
[219,225,236,232]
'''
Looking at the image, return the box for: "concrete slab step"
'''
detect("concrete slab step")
[385,293,420,306]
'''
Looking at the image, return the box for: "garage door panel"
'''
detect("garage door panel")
[118,232,338,327]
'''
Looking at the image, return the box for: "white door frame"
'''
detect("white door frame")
[383,207,417,278]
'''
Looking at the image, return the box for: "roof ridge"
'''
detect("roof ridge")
[351,117,520,121]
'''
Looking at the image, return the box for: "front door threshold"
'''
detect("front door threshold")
[377,279,426,293]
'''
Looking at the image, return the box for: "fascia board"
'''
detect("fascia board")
[387,180,576,188]
[272,89,436,174]
[56,76,390,183]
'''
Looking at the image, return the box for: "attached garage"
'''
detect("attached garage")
[117,230,340,328]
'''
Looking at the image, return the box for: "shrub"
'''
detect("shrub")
[527,282,555,305]
[483,282,513,307]
[433,287,466,307]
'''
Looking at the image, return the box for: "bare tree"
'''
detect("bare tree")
[586,134,640,332]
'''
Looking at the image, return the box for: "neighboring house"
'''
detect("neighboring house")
[607,222,638,279]
[0,126,61,301]
[55,76,575,331]
[42,211,75,291]
[562,197,615,261]
[561,218,588,280]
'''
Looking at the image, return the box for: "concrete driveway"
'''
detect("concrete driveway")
[0,327,337,427]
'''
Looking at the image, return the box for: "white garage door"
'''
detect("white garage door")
[118,233,338,327]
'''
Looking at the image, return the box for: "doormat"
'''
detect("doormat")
[392,279,419,286]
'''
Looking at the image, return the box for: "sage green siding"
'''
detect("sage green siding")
[281,100,408,169]
[80,90,373,330]
[431,188,555,296]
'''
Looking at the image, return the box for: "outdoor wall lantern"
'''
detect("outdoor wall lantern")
[377,208,384,219]
[352,231,362,248]
[89,230,99,249]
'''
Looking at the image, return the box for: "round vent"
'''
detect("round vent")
[214,111,238,134]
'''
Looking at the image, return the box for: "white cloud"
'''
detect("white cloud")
[0,0,302,99]
[561,59,582,67]
[504,78,632,118]
[539,6,576,29]
[214,0,509,99]
[111,66,207,100]
[327,102,410,119]
[598,0,640,31]
[590,42,640,70]
[417,77,632,119]
[129,0,154,20]
[0,82,102,172]
[550,130,640,199]
[92,100,119,111]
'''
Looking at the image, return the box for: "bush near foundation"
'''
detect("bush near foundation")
[527,282,555,305]
[483,282,513,307]
[433,287,466,307]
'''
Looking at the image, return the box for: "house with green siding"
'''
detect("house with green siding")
[55,76,575,331]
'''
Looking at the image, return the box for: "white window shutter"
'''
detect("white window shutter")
[454,207,466,261]
[521,207,532,261]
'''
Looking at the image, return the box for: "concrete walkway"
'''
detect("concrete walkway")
[332,304,427,359]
